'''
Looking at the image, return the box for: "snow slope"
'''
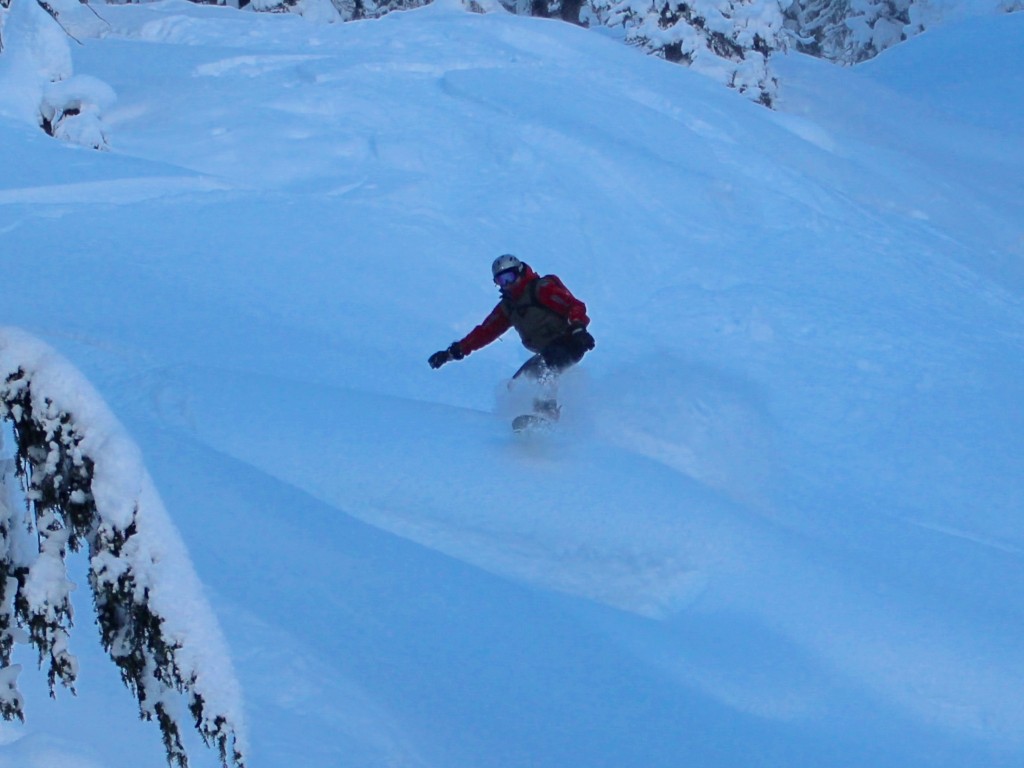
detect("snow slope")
[1,2,1023,767]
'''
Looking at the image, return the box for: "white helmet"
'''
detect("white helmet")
[491,254,524,281]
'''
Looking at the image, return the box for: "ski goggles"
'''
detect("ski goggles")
[494,268,519,287]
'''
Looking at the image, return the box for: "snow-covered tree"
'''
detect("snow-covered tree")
[243,0,431,22]
[784,0,912,63]
[0,328,247,768]
[512,0,586,23]
[588,0,787,105]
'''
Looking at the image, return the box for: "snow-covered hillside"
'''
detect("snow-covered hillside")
[0,2,1022,767]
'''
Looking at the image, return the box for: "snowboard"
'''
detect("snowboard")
[508,388,560,433]
[512,413,555,432]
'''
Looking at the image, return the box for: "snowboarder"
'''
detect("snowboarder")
[428,254,595,429]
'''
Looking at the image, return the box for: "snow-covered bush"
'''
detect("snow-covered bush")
[588,0,786,105]
[40,73,115,149]
[0,328,246,768]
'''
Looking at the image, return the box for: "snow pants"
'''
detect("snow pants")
[508,337,588,419]
[511,334,587,383]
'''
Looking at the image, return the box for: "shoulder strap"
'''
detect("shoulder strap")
[527,277,542,306]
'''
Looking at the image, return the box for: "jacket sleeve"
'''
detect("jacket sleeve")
[536,276,589,327]
[458,302,512,355]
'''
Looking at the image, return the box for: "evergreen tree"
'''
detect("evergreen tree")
[0,330,246,768]
[785,0,912,63]
[519,0,587,24]
[245,0,431,21]
[588,0,787,106]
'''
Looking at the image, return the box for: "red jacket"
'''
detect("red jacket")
[459,266,589,355]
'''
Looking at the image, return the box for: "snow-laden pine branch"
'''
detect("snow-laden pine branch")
[0,327,246,768]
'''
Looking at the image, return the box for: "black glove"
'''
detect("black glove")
[569,325,595,353]
[428,342,464,369]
